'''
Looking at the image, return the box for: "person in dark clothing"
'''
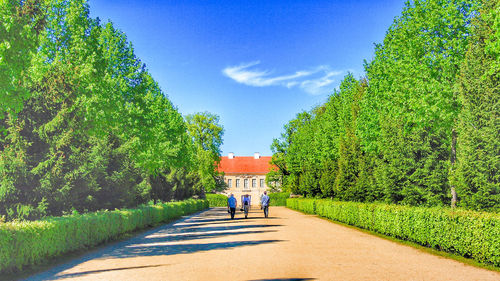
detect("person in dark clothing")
[227,193,237,219]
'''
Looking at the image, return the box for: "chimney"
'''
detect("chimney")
[254,152,260,159]
[228,152,234,159]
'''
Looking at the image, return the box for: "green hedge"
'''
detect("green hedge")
[287,198,500,267]
[206,193,228,207]
[268,192,290,206]
[206,193,291,207]
[0,199,209,273]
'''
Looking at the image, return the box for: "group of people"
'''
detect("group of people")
[227,191,270,219]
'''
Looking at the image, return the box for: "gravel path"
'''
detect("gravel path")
[25,207,499,281]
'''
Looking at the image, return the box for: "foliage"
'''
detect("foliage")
[0,199,209,274]
[206,193,291,207]
[0,0,45,118]
[287,198,500,267]
[453,0,499,211]
[206,193,228,207]
[0,0,222,220]
[358,0,481,207]
[269,0,498,212]
[268,192,290,206]
[185,112,225,193]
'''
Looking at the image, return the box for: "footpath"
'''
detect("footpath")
[25,207,499,280]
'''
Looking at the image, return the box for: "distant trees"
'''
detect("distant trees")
[0,0,223,220]
[186,112,225,193]
[271,0,499,211]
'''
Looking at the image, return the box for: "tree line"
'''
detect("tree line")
[0,0,224,221]
[267,0,499,211]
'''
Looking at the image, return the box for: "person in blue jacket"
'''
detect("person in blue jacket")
[227,193,237,219]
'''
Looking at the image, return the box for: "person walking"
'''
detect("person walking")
[261,191,270,218]
[242,194,251,219]
[227,193,237,219]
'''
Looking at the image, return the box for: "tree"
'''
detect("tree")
[280,111,312,194]
[0,0,45,118]
[0,0,202,219]
[185,112,224,193]
[335,77,365,201]
[267,110,312,192]
[268,0,491,210]
[359,0,480,206]
[453,0,499,211]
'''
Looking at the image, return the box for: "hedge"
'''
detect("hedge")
[269,192,290,206]
[0,199,209,273]
[206,192,290,207]
[206,193,228,207]
[287,198,500,267]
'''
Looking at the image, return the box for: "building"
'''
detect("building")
[218,152,273,206]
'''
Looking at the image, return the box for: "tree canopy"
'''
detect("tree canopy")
[270,0,498,211]
[0,0,223,220]
[186,112,225,193]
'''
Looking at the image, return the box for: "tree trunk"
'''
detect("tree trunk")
[450,128,457,208]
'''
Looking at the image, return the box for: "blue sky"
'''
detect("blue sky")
[88,0,405,156]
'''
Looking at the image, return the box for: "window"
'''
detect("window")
[244,179,249,188]
[252,179,256,188]
[228,179,232,187]
[260,179,264,188]
[236,179,240,188]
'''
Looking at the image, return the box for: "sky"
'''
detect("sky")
[88,0,405,156]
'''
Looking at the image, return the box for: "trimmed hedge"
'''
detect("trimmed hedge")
[206,193,228,207]
[268,192,291,206]
[0,199,209,273]
[287,198,500,267]
[206,193,291,207]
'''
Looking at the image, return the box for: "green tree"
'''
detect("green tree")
[359,0,480,206]
[186,112,224,193]
[0,0,44,118]
[335,77,364,201]
[267,139,289,190]
[0,0,201,219]
[315,95,342,197]
[280,111,312,194]
[454,0,499,211]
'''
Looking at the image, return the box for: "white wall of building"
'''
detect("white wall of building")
[223,174,267,206]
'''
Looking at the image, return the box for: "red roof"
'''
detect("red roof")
[218,156,274,174]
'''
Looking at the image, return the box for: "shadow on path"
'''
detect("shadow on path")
[26,207,285,280]
[135,230,277,244]
[42,264,169,280]
[103,239,284,259]
[182,215,281,225]
[178,224,282,233]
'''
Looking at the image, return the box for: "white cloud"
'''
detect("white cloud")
[222,61,344,95]
[300,70,343,95]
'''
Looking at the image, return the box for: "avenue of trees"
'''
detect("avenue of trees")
[268,0,499,211]
[0,0,224,221]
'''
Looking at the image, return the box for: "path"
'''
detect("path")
[25,207,499,280]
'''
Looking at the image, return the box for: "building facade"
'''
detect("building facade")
[218,152,272,206]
